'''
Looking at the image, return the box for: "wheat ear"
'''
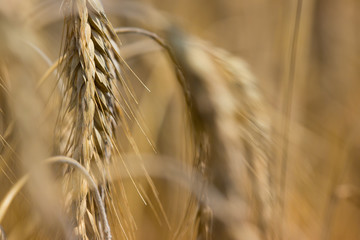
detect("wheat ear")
[58,0,131,238]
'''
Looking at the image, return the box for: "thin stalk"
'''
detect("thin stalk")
[279,0,303,239]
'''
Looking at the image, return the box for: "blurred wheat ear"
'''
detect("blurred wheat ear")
[169,30,273,240]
